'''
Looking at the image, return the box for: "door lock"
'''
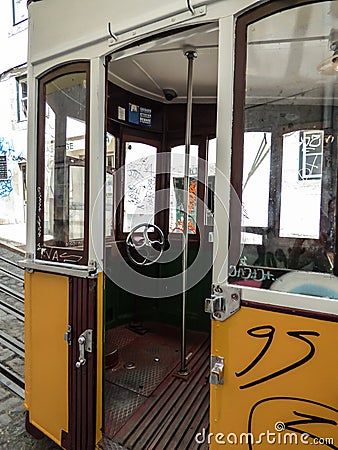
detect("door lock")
[210,355,224,385]
[76,329,93,369]
[205,285,241,321]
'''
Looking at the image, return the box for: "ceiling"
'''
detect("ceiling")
[108,23,219,103]
[108,2,338,106]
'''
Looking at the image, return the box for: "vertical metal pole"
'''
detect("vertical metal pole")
[178,49,197,375]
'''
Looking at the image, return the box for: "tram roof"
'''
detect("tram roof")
[28,1,337,107]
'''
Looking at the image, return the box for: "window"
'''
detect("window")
[205,138,216,226]
[36,63,90,264]
[231,1,338,291]
[105,133,116,238]
[123,141,157,233]
[17,77,28,122]
[0,156,8,181]
[12,0,28,25]
[169,145,198,234]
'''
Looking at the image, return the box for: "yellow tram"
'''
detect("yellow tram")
[22,0,338,448]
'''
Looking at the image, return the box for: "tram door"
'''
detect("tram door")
[209,2,338,449]
[25,62,98,449]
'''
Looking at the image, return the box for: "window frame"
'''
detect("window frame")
[36,61,90,265]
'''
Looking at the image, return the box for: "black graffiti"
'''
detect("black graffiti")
[235,326,275,377]
[247,397,338,450]
[284,411,337,449]
[236,326,319,389]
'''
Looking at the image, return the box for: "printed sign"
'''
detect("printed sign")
[118,106,126,121]
[128,103,152,127]
[140,107,152,127]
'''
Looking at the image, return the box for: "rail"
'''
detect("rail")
[0,245,25,398]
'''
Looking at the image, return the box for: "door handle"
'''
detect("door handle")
[75,329,93,368]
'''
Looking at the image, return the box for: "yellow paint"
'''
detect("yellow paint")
[209,306,338,449]
[95,271,103,445]
[25,271,68,446]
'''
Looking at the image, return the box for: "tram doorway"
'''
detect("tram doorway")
[102,23,218,448]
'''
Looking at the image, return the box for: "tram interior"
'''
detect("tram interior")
[102,24,217,449]
[102,4,338,447]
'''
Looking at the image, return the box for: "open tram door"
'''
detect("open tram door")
[208,2,338,449]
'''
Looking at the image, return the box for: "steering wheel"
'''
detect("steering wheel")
[126,223,165,266]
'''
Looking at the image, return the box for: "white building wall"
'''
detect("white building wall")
[0,0,28,228]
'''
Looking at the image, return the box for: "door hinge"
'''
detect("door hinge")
[210,355,224,385]
[205,285,241,321]
[64,325,72,345]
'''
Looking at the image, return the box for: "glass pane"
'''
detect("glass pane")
[67,117,86,241]
[43,72,87,249]
[169,145,198,234]
[43,104,56,242]
[241,132,271,245]
[235,2,337,291]
[205,138,216,226]
[106,133,116,238]
[123,142,157,232]
[280,130,323,239]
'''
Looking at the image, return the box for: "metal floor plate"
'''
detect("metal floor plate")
[102,324,209,449]
[104,382,147,438]
[106,338,181,397]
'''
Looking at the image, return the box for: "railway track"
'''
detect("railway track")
[0,244,25,398]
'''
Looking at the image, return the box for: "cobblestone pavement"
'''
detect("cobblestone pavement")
[0,384,60,449]
[0,243,61,449]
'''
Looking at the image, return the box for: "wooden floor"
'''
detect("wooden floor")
[99,323,210,450]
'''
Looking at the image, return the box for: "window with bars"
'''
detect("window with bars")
[17,77,28,122]
[12,0,28,25]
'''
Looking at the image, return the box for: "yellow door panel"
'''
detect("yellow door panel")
[209,306,338,448]
[25,271,68,446]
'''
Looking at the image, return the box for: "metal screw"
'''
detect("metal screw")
[231,293,239,301]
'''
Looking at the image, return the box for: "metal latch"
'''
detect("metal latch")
[205,285,240,321]
[210,355,224,385]
[76,329,93,368]
[64,325,72,345]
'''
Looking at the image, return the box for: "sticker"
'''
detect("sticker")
[128,103,140,125]
[118,106,125,121]
[140,107,152,127]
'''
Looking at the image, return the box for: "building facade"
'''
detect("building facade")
[0,0,28,229]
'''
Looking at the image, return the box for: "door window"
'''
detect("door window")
[36,63,89,264]
[231,1,338,293]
